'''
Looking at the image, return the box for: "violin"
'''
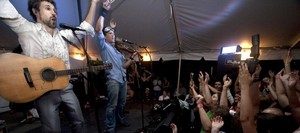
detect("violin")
[116,43,136,53]
[116,43,143,60]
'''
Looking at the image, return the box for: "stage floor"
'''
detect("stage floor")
[0,99,154,133]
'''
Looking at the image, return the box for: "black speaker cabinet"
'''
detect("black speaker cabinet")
[217,54,241,80]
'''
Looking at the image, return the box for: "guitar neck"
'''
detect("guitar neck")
[55,64,111,76]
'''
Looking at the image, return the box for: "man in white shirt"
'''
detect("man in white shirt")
[159,90,170,101]
[0,0,100,132]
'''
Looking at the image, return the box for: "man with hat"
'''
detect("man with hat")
[95,0,137,133]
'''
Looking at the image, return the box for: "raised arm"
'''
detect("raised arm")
[95,0,111,34]
[195,93,212,132]
[267,81,278,101]
[266,70,278,101]
[283,50,292,74]
[275,69,290,110]
[207,84,221,94]
[84,0,100,26]
[280,71,300,124]
[220,75,231,107]
[249,64,261,115]
[59,0,101,42]
[200,72,213,105]
[239,63,257,133]
[234,75,240,93]
[188,72,212,132]
[0,0,33,34]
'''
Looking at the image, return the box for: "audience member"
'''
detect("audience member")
[174,82,187,98]
[158,90,170,102]
[153,74,162,100]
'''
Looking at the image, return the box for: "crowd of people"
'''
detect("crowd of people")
[1,0,300,133]
[162,51,300,133]
[122,51,300,133]
[122,50,300,133]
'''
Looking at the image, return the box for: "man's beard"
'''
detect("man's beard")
[45,18,56,29]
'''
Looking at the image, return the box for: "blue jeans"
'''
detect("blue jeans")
[104,79,127,133]
[35,84,84,133]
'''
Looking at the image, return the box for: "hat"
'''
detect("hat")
[102,26,114,34]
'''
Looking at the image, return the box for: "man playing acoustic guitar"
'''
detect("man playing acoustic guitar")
[0,0,101,132]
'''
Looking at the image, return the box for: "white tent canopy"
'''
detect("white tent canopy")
[0,0,300,61]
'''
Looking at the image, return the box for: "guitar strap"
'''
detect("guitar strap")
[61,35,81,50]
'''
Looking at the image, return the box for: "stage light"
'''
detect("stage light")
[240,49,251,60]
[220,45,242,54]
[70,52,86,60]
[141,53,151,61]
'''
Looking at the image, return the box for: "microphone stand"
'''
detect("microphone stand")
[72,30,102,133]
[137,44,154,106]
[133,43,152,132]
[130,52,146,133]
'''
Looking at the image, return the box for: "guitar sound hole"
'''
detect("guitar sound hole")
[41,68,56,82]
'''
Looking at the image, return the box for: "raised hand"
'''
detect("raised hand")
[283,50,292,65]
[288,72,299,89]
[211,115,224,133]
[253,64,262,77]
[223,74,228,83]
[280,72,299,89]
[190,73,204,101]
[170,123,178,133]
[239,63,252,87]
[190,72,197,94]
[223,76,232,88]
[268,70,275,78]
[204,72,210,84]
[283,50,292,74]
[198,71,204,84]
[110,18,116,28]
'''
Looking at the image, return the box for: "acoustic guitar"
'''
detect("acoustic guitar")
[0,53,112,103]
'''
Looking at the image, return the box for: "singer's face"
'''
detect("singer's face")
[36,1,57,29]
[105,31,115,44]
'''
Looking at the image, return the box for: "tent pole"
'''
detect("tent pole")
[176,53,182,98]
[169,0,182,51]
[169,0,183,95]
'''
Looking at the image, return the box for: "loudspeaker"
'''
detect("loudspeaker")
[217,54,241,79]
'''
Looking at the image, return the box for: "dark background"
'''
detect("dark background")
[138,59,300,88]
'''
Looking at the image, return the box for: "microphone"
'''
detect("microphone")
[59,23,85,31]
[116,37,134,44]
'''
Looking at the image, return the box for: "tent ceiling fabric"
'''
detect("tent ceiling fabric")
[1,0,300,61]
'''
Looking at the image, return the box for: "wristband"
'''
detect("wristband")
[197,103,203,108]
[101,8,108,17]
